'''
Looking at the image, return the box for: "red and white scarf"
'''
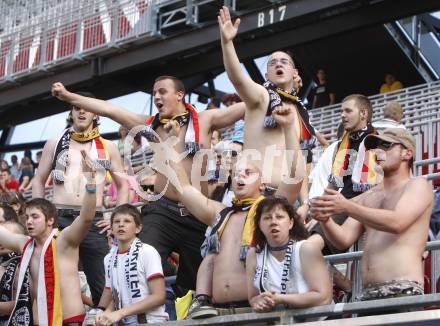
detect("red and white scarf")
[9,230,62,326]
[145,103,200,155]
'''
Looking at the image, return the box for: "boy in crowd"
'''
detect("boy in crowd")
[0,150,97,325]
[95,204,168,325]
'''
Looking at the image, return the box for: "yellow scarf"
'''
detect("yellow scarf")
[159,112,189,125]
[71,127,100,142]
[218,195,265,247]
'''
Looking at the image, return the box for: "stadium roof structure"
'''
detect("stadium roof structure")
[0,0,439,152]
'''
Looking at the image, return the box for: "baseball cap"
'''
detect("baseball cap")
[364,128,415,152]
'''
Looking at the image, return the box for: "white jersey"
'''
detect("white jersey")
[104,243,168,324]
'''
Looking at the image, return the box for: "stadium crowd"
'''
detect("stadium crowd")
[0,6,437,326]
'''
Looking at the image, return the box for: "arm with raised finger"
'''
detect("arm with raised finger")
[218,6,266,108]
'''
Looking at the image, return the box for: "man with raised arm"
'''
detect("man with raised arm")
[51,77,245,292]
[33,94,128,307]
[1,151,97,326]
[311,129,433,302]
[165,105,305,317]
[218,6,327,218]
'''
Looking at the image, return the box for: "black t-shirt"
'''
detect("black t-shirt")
[313,82,334,108]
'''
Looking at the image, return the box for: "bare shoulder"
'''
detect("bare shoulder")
[300,240,323,257]
[407,176,432,191]
[353,184,384,206]
[102,138,118,150]
[43,136,59,151]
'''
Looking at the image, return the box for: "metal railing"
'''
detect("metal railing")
[0,0,243,83]
[0,0,156,81]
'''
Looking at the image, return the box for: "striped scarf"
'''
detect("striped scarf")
[52,128,110,184]
[107,238,143,324]
[263,81,316,145]
[0,254,20,321]
[329,125,377,192]
[9,229,62,326]
[145,103,200,155]
[217,195,265,261]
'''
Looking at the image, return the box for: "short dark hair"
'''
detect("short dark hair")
[1,168,10,175]
[26,198,57,225]
[154,75,186,103]
[342,94,373,123]
[0,204,18,223]
[110,204,142,227]
[253,196,309,252]
[221,93,241,105]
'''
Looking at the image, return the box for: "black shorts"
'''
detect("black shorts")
[310,213,349,255]
[139,196,207,291]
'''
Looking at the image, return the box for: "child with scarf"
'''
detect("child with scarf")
[0,150,97,326]
[246,196,331,315]
[95,204,168,326]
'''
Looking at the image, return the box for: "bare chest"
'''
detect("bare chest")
[220,212,246,249]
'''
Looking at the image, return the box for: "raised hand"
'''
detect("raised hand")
[218,6,241,43]
[81,149,96,184]
[163,119,181,139]
[51,82,71,102]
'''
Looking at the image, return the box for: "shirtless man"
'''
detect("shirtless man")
[51,78,245,291]
[33,94,128,306]
[311,128,433,302]
[1,151,97,325]
[218,6,326,216]
[166,105,304,315]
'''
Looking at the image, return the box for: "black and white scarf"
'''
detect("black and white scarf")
[51,128,110,184]
[263,81,315,134]
[0,254,20,321]
[108,238,143,318]
[7,241,33,326]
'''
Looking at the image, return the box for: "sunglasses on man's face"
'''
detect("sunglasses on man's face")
[377,141,397,151]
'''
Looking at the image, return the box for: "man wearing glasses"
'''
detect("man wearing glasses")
[218,6,322,213]
[311,128,433,304]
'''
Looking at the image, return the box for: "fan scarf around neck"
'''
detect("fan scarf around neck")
[145,103,200,155]
[51,128,110,184]
[262,81,315,143]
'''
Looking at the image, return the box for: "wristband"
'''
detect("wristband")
[85,184,96,193]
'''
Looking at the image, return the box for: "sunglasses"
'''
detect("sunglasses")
[141,185,154,192]
[376,141,404,151]
[217,150,238,159]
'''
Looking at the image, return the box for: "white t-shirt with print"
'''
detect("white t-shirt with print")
[104,243,168,324]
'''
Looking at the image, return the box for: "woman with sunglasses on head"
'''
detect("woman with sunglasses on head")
[246,196,332,315]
